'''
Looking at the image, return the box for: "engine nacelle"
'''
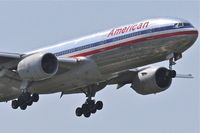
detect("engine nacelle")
[132,67,174,95]
[17,53,58,81]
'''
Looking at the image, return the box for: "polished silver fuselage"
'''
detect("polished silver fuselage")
[30,18,198,94]
[0,18,198,101]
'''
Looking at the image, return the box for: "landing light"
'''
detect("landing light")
[174,53,182,61]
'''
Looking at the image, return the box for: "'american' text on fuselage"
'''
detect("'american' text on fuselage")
[107,21,149,37]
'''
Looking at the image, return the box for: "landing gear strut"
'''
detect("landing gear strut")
[168,53,182,70]
[168,54,179,78]
[11,92,39,110]
[169,58,176,70]
[75,87,103,118]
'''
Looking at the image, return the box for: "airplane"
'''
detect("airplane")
[0,17,198,118]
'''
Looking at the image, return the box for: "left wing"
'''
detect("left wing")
[0,52,90,101]
[0,52,23,69]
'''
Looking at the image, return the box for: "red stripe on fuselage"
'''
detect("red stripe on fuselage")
[70,30,198,58]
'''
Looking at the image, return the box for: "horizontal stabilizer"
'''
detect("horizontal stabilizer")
[175,74,194,78]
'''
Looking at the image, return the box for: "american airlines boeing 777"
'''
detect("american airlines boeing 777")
[0,18,198,118]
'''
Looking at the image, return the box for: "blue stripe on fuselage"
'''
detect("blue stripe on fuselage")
[54,25,193,57]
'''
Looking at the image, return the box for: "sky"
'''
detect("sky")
[0,1,199,133]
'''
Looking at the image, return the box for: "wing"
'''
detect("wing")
[61,69,139,95]
[108,70,136,85]
[0,52,23,101]
[0,52,23,77]
[107,68,148,89]
[0,52,22,68]
[0,52,91,101]
[0,52,22,62]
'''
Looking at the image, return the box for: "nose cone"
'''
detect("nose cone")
[182,28,199,52]
[186,22,198,44]
[189,22,198,37]
[174,21,199,53]
[192,28,198,42]
[194,29,198,37]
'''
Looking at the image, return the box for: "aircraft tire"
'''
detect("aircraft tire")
[90,105,97,114]
[27,99,33,106]
[96,101,103,110]
[170,70,176,78]
[82,104,89,112]
[11,100,19,109]
[32,94,39,102]
[83,111,91,118]
[76,107,83,117]
[20,104,27,110]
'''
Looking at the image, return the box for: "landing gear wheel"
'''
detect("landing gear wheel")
[18,96,24,106]
[75,86,104,117]
[82,104,89,112]
[87,100,96,114]
[32,94,39,102]
[169,70,176,78]
[20,104,27,110]
[76,107,83,117]
[27,99,33,106]
[23,92,31,101]
[11,92,40,110]
[83,111,91,118]
[11,100,19,109]
[90,105,97,114]
[96,101,103,110]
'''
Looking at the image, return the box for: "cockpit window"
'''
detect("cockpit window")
[174,23,184,28]
[174,22,192,28]
[183,23,192,27]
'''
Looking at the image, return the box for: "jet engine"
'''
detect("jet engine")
[17,53,58,81]
[132,67,175,95]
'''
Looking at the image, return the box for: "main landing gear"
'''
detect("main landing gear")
[75,99,103,118]
[75,87,103,118]
[11,92,39,110]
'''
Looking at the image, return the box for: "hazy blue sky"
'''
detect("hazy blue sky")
[0,1,199,133]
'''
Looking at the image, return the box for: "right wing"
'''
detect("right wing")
[107,70,137,89]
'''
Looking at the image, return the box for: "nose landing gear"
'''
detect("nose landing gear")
[169,69,176,78]
[168,53,181,78]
